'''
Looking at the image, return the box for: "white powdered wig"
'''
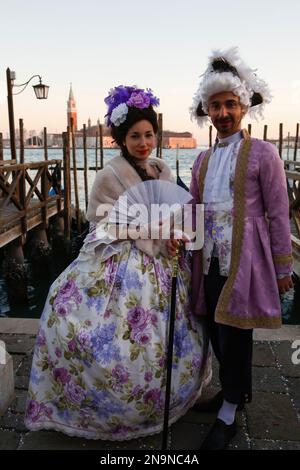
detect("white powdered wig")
[190,47,272,127]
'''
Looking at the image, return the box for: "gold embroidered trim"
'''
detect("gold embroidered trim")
[273,253,293,265]
[213,313,282,329]
[198,148,213,202]
[215,132,252,325]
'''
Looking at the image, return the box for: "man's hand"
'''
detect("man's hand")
[277,276,294,295]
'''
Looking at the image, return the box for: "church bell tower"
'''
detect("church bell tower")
[67,83,77,131]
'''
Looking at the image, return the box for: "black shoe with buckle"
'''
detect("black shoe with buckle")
[193,391,244,412]
[200,418,237,450]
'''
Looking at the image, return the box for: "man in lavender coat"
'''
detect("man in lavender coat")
[168,48,293,450]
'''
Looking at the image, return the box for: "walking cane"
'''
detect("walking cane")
[162,244,180,450]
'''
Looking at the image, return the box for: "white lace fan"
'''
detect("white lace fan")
[108,180,192,229]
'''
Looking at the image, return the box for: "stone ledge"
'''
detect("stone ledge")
[0,319,39,335]
[254,325,300,341]
[0,353,15,417]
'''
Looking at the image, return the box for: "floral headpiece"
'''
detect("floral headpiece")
[104,85,160,127]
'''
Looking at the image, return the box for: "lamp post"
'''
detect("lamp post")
[6,68,49,161]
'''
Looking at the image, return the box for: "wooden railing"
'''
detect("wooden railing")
[0,159,63,242]
[284,160,300,238]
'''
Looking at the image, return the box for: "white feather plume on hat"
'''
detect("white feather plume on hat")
[190,47,272,127]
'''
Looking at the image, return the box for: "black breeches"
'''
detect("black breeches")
[204,258,253,404]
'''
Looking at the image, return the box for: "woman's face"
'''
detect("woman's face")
[123,120,156,161]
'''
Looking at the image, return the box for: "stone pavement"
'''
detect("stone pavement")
[0,327,300,451]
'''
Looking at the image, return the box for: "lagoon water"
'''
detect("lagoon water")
[2,147,205,209]
[0,146,299,321]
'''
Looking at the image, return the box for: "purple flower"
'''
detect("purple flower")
[112,364,130,384]
[104,85,159,127]
[156,265,172,294]
[40,403,53,418]
[104,258,117,284]
[112,424,135,435]
[66,381,86,405]
[144,371,153,382]
[58,279,77,300]
[76,331,90,350]
[131,329,151,346]
[192,355,202,370]
[127,307,149,330]
[36,328,46,347]
[150,312,158,327]
[26,400,41,422]
[158,357,165,368]
[127,91,150,109]
[68,339,76,352]
[53,367,71,385]
[55,347,62,358]
[54,302,70,317]
[143,388,161,404]
[132,385,143,397]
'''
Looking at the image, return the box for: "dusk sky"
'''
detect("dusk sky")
[0,0,299,145]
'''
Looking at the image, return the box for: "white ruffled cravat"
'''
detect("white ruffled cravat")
[203,130,243,203]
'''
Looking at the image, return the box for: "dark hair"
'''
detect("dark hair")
[111,106,158,181]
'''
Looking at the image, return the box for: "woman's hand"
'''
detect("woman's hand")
[277,276,294,295]
[166,239,180,257]
[166,231,190,257]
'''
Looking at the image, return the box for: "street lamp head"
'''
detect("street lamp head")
[33,79,49,99]
[10,71,50,99]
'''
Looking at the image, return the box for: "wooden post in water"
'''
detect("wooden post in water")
[6,68,17,161]
[263,125,268,141]
[279,123,283,158]
[99,123,104,169]
[19,118,24,164]
[294,123,299,162]
[0,133,3,161]
[95,131,98,172]
[44,127,48,161]
[209,126,212,148]
[247,123,252,136]
[83,124,88,212]
[176,145,179,178]
[3,238,28,307]
[63,131,71,239]
[156,113,163,158]
[70,118,81,233]
[287,132,290,160]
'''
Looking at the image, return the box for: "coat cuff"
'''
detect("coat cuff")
[273,253,293,275]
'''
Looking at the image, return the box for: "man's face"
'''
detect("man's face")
[207,91,245,138]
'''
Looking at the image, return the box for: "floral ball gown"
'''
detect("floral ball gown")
[25,215,210,441]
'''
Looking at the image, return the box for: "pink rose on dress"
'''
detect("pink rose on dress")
[53,367,71,385]
[131,329,151,346]
[112,364,130,384]
[127,307,150,330]
[143,388,161,404]
[26,400,41,422]
[58,279,77,299]
[54,303,70,317]
[144,371,153,382]
[66,381,86,405]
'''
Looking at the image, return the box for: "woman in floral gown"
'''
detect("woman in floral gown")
[25,86,211,440]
